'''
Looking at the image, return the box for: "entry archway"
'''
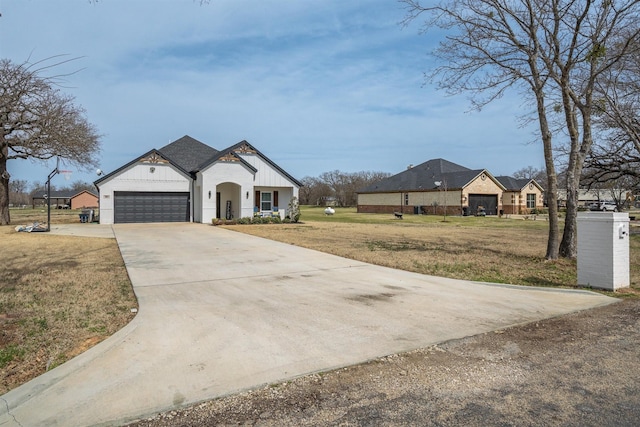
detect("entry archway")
[216,182,241,219]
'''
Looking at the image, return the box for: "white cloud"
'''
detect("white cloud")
[4,0,543,187]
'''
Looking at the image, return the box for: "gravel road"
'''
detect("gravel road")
[128,299,640,427]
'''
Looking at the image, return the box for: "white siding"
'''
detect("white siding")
[577,212,630,290]
[237,152,298,188]
[98,163,190,225]
[200,162,255,221]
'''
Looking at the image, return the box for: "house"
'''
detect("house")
[495,176,545,214]
[31,189,98,209]
[94,135,301,224]
[357,158,544,216]
[557,188,634,208]
[70,190,99,210]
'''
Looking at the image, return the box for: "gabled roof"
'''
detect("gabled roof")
[358,158,474,193]
[158,135,219,172]
[495,176,529,191]
[358,159,510,193]
[94,135,301,188]
[200,140,302,187]
[199,147,258,174]
[94,148,191,187]
[496,176,544,192]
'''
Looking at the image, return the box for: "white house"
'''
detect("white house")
[94,135,301,224]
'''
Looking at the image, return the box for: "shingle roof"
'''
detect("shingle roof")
[158,135,219,173]
[209,140,303,187]
[495,176,530,191]
[34,190,76,199]
[95,135,300,188]
[358,158,476,192]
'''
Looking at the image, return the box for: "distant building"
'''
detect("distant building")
[357,158,544,216]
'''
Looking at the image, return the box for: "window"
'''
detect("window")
[526,193,536,209]
[261,192,272,211]
[404,193,409,205]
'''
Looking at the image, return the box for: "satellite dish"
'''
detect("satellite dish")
[96,169,103,176]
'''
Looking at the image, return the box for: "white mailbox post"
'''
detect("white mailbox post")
[577,212,630,291]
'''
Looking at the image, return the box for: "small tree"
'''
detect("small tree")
[0,57,101,225]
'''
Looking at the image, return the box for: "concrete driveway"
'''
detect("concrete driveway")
[0,223,616,426]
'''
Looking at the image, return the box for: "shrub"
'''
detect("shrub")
[288,197,301,223]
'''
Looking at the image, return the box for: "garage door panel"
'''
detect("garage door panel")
[114,192,190,223]
[468,194,498,216]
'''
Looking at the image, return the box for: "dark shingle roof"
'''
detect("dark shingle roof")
[495,176,530,191]
[158,135,219,173]
[358,158,476,192]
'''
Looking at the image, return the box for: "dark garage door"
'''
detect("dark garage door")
[114,191,190,223]
[468,194,498,216]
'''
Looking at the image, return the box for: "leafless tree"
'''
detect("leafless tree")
[402,0,640,259]
[299,176,333,206]
[0,57,101,224]
[319,170,391,207]
[513,166,547,189]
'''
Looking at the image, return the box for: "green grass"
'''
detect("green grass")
[301,205,554,230]
[0,346,25,369]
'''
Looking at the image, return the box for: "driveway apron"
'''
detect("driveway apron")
[0,223,616,426]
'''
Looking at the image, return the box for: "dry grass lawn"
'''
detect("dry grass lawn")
[1,206,638,396]
[223,209,640,293]
[0,209,137,394]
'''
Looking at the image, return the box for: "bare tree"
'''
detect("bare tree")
[584,40,640,186]
[319,170,391,207]
[0,57,101,225]
[513,166,547,189]
[402,0,640,259]
[8,178,29,206]
[299,176,333,206]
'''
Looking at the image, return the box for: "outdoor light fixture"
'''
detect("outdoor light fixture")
[150,167,155,173]
[208,190,212,199]
[246,191,249,199]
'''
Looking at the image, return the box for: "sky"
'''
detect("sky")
[1,0,544,189]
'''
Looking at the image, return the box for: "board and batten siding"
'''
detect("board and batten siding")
[237,152,299,190]
[98,163,191,224]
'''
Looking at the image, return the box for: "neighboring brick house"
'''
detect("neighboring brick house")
[32,189,99,209]
[496,176,545,214]
[70,190,99,210]
[357,158,544,216]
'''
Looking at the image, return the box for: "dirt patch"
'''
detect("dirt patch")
[129,299,640,426]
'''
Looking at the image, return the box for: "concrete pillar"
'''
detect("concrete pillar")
[577,212,630,291]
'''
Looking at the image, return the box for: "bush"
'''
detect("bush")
[288,197,301,223]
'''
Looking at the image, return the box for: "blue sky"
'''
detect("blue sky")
[2,0,543,188]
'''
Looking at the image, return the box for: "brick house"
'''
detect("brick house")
[357,158,544,216]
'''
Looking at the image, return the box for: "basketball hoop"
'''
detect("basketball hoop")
[59,170,73,181]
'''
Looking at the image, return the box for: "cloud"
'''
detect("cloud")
[4,0,543,187]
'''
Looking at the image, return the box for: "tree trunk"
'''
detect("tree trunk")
[531,78,560,259]
[559,67,596,258]
[0,147,10,225]
[542,129,560,260]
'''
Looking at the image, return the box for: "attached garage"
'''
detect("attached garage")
[114,191,190,223]
[468,194,498,216]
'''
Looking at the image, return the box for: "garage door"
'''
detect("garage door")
[114,192,190,223]
[468,194,498,216]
